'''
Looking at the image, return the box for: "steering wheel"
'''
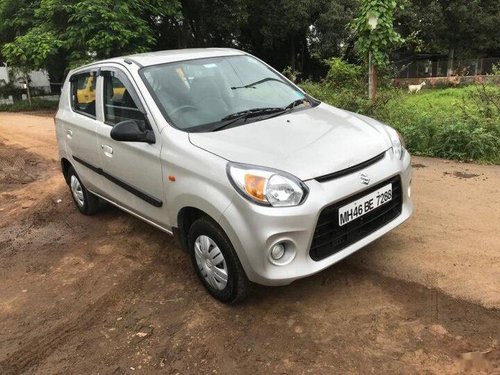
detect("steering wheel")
[170,105,197,117]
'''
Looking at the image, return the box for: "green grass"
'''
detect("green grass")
[383,86,498,126]
[301,83,500,164]
[0,98,58,112]
[400,87,467,113]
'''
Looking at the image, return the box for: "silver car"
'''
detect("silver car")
[55,48,413,303]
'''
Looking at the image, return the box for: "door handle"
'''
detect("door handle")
[66,129,73,139]
[101,144,113,157]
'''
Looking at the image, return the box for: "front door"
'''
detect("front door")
[95,67,168,228]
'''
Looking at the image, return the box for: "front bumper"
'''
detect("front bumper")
[219,150,414,286]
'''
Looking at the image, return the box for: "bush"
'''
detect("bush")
[0,82,25,101]
[324,58,363,91]
[434,121,499,161]
[0,98,58,112]
[282,66,301,83]
[396,116,439,156]
[462,84,500,127]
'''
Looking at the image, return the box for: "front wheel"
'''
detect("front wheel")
[188,217,250,303]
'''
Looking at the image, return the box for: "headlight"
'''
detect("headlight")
[227,163,308,207]
[387,127,405,160]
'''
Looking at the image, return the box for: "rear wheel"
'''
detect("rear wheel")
[188,217,250,303]
[67,166,100,215]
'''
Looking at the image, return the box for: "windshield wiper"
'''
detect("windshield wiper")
[260,98,310,121]
[212,107,285,131]
[285,98,309,110]
[231,77,290,90]
[212,99,312,132]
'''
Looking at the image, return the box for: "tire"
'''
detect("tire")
[67,166,100,215]
[188,217,250,303]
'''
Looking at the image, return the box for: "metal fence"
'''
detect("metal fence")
[394,56,499,79]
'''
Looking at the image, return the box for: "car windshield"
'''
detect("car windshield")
[140,55,316,132]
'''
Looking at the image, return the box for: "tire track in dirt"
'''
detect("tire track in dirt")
[0,261,157,374]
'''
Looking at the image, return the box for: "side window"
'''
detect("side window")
[71,72,97,118]
[103,72,145,126]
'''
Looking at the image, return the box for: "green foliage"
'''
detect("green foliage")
[1,27,61,72]
[462,84,500,127]
[282,66,301,83]
[62,0,179,65]
[301,80,369,113]
[1,0,499,83]
[324,58,363,90]
[395,0,500,57]
[307,0,359,60]
[491,63,500,77]
[302,58,403,114]
[433,121,499,161]
[0,0,39,58]
[0,98,58,112]
[0,0,180,70]
[238,0,323,71]
[377,86,500,163]
[177,0,248,47]
[301,58,369,113]
[351,0,404,67]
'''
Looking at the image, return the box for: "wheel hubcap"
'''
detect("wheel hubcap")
[194,235,228,290]
[70,175,85,207]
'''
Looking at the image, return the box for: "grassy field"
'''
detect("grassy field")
[301,83,500,164]
[382,86,498,126]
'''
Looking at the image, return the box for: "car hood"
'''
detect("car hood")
[189,103,392,180]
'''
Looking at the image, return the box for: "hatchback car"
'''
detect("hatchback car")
[55,48,413,303]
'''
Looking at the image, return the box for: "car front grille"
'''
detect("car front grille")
[314,151,386,183]
[309,175,403,261]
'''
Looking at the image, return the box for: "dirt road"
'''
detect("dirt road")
[0,112,499,374]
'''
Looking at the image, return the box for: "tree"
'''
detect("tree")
[352,0,403,100]
[395,0,500,59]
[308,0,360,61]
[238,0,322,73]
[35,0,180,68]
[2,28,61,105]
[0,0,180,88]
[1,0,498,86]
[0,0,39,59]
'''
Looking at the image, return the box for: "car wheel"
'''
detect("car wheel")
[67,166,100,215]
[188,217,250,303]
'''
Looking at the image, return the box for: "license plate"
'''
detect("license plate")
[338,184,393,227]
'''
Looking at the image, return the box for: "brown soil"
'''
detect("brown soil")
[0,112,499,374]
[0,143,44,188]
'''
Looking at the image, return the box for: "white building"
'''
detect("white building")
[0,64,51,93]
[0,64,8,85]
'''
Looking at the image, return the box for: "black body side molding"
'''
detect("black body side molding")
[72,156,163,208]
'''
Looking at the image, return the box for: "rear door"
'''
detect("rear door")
[63,70,102,192]
[94,66,168,227]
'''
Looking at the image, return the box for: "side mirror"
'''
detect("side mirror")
[110,119,155,144]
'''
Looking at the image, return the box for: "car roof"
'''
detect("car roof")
[74,48,247,72]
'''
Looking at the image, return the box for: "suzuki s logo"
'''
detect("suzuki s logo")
[360,173,370,185]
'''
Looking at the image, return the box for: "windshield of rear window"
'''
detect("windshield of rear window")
[140,55,313,132]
